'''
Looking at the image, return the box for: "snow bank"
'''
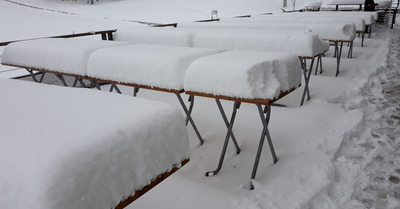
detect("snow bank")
[178,21,356,41]
[1,38,127,76]
[190,29,329,58]
[0,78,190,209]
[87,44,219,90]
[115,27,192,47]
[184,50,302,99]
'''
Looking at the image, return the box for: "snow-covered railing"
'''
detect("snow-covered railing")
[0,77,190,209]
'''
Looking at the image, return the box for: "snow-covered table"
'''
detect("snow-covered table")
[1,40,218,145]
[184,50,302,189]
[0,78,190,209]
[1,38,128,87]
[115,27,328,105]
[86,44,220,144]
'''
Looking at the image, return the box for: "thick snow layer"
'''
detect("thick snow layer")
[304,1,322,7]
[273,11,376,25]
[1,38,127,76]
[184,50,302,99]
[190,29,329,57]
[0,78,190,209]
[115,27,329,57]
[115,27,192,47]
[178,21,356,41]
[87,44,219,90]
[226,14,366,32]
[2,0,400,209]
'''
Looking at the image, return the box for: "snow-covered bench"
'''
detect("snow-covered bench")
[1,39,215,145]
[114,27,329,105]
[0,78,190,209]
[183,50,302,189]
[327,0,365,10]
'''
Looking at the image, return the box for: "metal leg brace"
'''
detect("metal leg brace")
[250,104,278,190]
[334,42,343,77]
[314,55,323,75]
[205,101,241,177]
[185,95,195,126]
[215,99,241,154]
[109,84,122,94]
[176,94,204,145]
[72,78,88,88]
[25,69,45,83]
[133,87,140,97]
[91,81,101,90]
[347,41,353,59]
[361,32,365,47]
[55,74,68,86]
[299,57,315,106]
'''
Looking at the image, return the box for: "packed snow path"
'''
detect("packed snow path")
[309,25,400,209]
[356,26,400,209]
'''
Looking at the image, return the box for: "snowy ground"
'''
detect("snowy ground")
[1,0,400,209]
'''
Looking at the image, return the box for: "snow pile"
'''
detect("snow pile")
[0,78,190,209]
[304,1,322,7]
[115,27,192,47]
[178,21,356,41]
[190,29,329,57]
[1,38,127,76]
[184,50,302,99]
[87,44,220,90]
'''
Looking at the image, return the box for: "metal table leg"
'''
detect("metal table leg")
[300,57,315,106]
[176,93,204,145]
[250,104,278,190]
[205,101,241,177]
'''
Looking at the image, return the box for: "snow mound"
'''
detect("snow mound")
[87,44,220,90]
[184,50,302,99]
[1,38,128,76]
[0,78,190,209]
